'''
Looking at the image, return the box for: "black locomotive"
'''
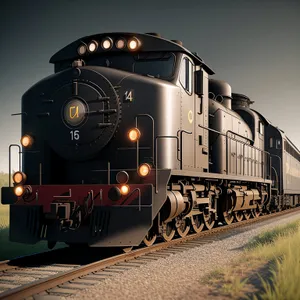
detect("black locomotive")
[2,32,300,249]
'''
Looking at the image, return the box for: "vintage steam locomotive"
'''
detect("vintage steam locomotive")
[2,32,300,250]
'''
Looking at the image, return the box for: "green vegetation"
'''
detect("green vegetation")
[0,171,9,189]
[246,220,300,249]
[0,173,64,261]
[250,221,300,300]
[204,220,300,300]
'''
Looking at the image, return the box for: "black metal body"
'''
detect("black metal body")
[1,32,300,247]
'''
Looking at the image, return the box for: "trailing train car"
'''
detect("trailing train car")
[1,32,299,250]
[231,93,300,210]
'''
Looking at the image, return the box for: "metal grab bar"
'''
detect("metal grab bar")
[135,114,155,169]
[8,144,22,187]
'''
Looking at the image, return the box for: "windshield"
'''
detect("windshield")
[87,52,176,80]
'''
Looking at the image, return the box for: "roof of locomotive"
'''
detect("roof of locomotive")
[49,32,215,75]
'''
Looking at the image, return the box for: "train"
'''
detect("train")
[1,32,300,250]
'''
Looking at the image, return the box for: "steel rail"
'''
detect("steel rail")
[1,207,300,300]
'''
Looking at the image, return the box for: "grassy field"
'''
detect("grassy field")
[204,220,300,300]
[0,173,64,261]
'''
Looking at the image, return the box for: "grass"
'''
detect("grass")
[203,220,300,300]
[250,224,300,300]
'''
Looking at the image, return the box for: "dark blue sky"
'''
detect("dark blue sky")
[0,0,299,172]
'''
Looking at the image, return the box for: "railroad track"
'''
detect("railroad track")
[1,207,300,300]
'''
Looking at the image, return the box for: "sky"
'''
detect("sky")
[0,0,299,172]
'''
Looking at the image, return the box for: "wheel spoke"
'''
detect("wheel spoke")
[251,208,260,218]
[203,213,215,230]
[176,218,190,238]
[223,211,234,225]
[234,211,243,222]
[162,222,175,242]
[143,231,157,247]
[243,210,251,220]
[191,214,205,233]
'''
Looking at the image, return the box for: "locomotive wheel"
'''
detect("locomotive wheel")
[243,210,251,220]
[176,217,190,238]
[203,212,215,230]
[191,214,205,233]
[251,208,260,218]
[143,231,157,247]
[162,222,176,242]
[223,211,234,225]
[234,211,244,222]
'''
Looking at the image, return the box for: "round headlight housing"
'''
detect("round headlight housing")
[13,171,27,184]
[120,184,130,195]
[101,38,113,50]
[21,135,34,148]
[77,44,87,55]
[128,128,141,142]
[88,40,98,52]
[116,171,129,184]
[128,37,140,51]
[14,185,25,197]
[138,163,151,177]
[115,39,126,49]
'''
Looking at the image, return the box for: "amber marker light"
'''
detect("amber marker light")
[21,134,33,148]
[101,38,113,50]
[88,40,98,52]
[120,184,130,195]
[14,186,24,197]
[138,163,151,177]
[128,128,141,142]
[13,171,27,184]
[128,37,140,51]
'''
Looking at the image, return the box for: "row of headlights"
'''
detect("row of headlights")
[77,36,141,56]
[12,168,150,199]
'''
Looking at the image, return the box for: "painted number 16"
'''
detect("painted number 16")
[70,130,80,140]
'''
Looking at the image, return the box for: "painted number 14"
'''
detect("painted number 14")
[70,130,80,140]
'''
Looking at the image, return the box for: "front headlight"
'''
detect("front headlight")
[21,134,34,148]
[138,163,151,177]
[120,184,130,195]
[128,128,141,142]
[14,186,25,197]
[13,171,27,184]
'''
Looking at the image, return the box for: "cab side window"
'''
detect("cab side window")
[258,121,264,135]
[179,57,193,94]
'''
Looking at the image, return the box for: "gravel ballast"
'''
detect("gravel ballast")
[71,212,300,300]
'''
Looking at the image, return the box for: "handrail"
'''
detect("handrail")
[135,114,155,169]
[8,144,22,187]
[177,129,192,169]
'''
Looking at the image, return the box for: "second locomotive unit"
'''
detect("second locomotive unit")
[2,32,300,249]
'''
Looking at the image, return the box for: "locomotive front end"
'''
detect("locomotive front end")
[1,33,187,248]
